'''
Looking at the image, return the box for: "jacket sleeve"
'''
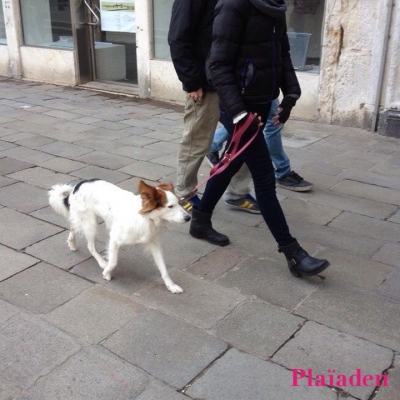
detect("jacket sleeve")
[168,0,204,92]
[208,3,247,119]
[279,20,301,98]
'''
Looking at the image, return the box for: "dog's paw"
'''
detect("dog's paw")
[167,283,184,294]
[67,242,77,252]
[102,271,112,281]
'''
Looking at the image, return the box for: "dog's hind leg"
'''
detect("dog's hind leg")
[102,239,119,281]
[146,240,183,294]
[67,227,77,251]
[81,216,107,270]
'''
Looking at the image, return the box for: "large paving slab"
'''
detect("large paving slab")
[0,146,55,164]
[331,180,400,206]
[0,244,39,281]
[0,298,21,324]
[294,280,400,351]
[118,160,175,181]
[372,242,400,266]
[104,310,228,389]
[374,355,400,400]
[214,300,305,359]
[376,267,400,301]
[328,211,400,242]
[25,230,93,270]
[46,286,146,344]
[37,157,86,173]
[6,166,76,190]
[0,208,63,249]
[0,313,81,390]
[71,165,130,183]
[216,257,322,310]
[317,248,394,290]
[109,145,164,161]
[273,321,393,399]
[0,262,92,314]
[76,150,135,169]
[0,157,33,175]
[134,270,245,329]
[186,349,337,400]
[136,381,188,400]
[19,346,149,400]
[0,182,48,213]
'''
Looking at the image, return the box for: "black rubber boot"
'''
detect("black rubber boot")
[278,240,330,277]
[189,208,230,246]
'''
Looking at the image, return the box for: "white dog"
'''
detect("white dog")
[48,179,190,293]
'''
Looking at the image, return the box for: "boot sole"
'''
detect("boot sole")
[290,261,330,277]
[276,183,314,192]
[190,231,230,247]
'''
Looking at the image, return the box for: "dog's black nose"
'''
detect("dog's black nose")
[184,215,191,222]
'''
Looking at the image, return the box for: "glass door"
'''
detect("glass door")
[72,0,138,85]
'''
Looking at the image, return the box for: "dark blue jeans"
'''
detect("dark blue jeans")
[199,103,294,247]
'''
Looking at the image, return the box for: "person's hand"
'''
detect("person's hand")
[272,96,297,126]
[236,112,263,134]
[188,88,203,102]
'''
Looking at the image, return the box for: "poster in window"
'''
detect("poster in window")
[100,0,135,33]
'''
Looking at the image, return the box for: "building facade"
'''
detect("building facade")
[0,0,399,136]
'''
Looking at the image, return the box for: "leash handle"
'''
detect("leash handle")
[181,113,260,201]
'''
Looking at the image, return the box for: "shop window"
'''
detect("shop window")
[0,1,6,44]
[152,0,174,59]
[20,0,73,48]
[286,0,325,73]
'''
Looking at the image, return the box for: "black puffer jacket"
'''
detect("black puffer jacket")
[168,0,218,92]
[208,0,301,118]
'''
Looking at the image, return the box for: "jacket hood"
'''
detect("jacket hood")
[248,0,287,18]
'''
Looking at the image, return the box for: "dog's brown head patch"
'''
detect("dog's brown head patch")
[138,180,168,214]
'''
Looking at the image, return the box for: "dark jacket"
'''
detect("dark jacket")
[208,0,301,118]
[168,0,218,92]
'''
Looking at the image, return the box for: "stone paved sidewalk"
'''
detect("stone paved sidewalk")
[0,78,399,400]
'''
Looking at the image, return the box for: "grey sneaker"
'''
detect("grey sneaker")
[206,151,220,166]
[277,171,314,192]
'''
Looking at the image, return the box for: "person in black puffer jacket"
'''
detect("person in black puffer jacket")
[189,0,331,278]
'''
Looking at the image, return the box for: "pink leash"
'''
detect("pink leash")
[180,112,260,201]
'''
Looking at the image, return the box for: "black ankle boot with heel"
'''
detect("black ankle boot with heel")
[189,208,230,246]
[278,240,330,277]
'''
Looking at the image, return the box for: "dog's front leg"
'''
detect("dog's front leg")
[67,227,77,251]
[147,241,183,294]
[102,240,120,281]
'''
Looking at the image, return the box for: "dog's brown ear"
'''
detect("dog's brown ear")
[138,180,160,214]
[157,182,175,194]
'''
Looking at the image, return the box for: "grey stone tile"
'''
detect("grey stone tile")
[73,137,123,151]
[103,310,227,388]
[294,281,400,351]
[134,270,245,329]
[286,216,382,258]
[187,349,336,400]
[72,116,102,124]
[303,161,346,176]
[0,376,21,399]
[0,146,54,164]
[46,286,146,344]
[136,381,188,400]
[7,166,75,190]
[55,120,96,133]
[216,257,322,310]
[92,120,131,130]
[116,176,142,192]
[30,205,70,229]
[0,244,39,281]
[332,180,400,206]
[43,109,82,120]
[77,151,135,170]
[0,298,21,324]
[215,300,305,358]
[38,157,86,173]
[0,157,34,175]
[374,355,400,400]
[298,190,397,220]
[0,140,17,152]
[71,165,130,184]
[80,127,131,140]
[372,242,400,266]
[0,208,63,249]
[119,160,175,180]
[273,321,393,400]
[317,249,394,290]
[280,197,342,225]
[186,247,247,280]
[328,211,400,242]
[151,153,178,168]
[37,141,94,158]
[144,141,180,154]
[0,313,80,390]
[0,182,48,213]
[25,231,93,270]
[376,268,400,301]
[388,210,400,224]
[342,170,400,191]
[116,135,158,147]
[15,134,55,148]
[109,145,164,161]
[0,262,92,314]
[0,176,16,188]
[18,346,148,400]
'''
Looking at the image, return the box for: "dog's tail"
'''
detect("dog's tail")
[48,184,74,220]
